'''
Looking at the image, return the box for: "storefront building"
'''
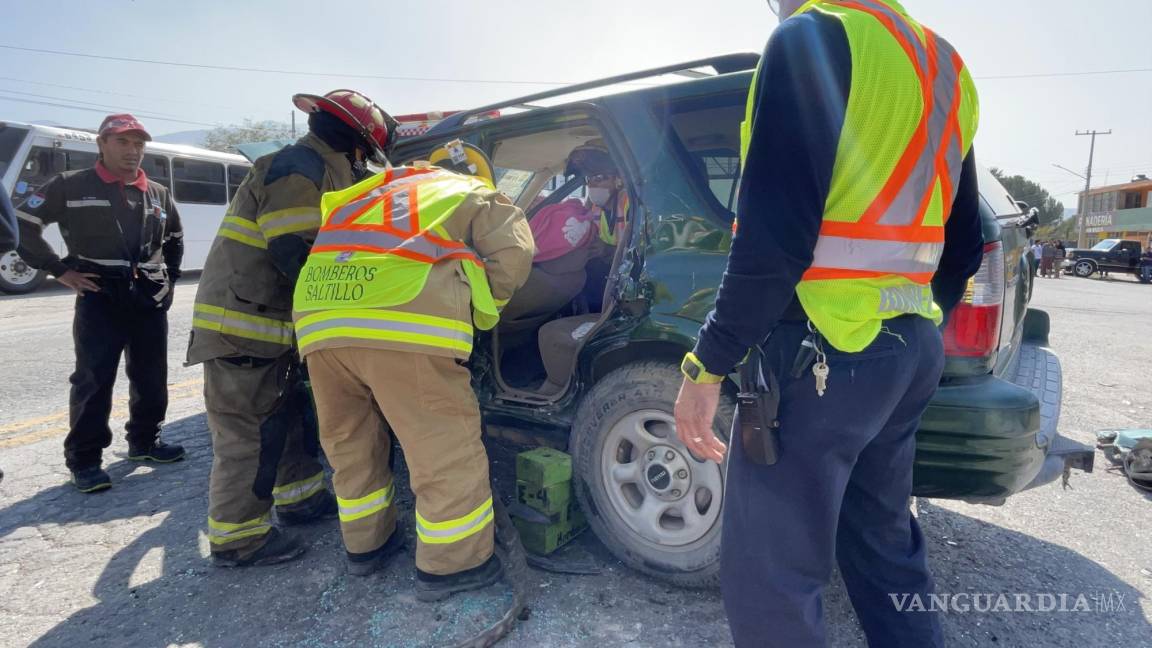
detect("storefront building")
[1080,177,1152,247]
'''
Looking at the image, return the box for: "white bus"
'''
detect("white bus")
[0,120,251,294]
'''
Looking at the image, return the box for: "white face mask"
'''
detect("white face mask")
[588,187,613,207]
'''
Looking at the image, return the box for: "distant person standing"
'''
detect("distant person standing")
[1139,246,1152,283]
[1030,240,1043,278]
[1040,240,1057,277]
[1054,240,1067,279]
[14,114,185,493]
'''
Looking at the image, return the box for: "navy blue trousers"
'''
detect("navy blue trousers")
[721,315,945,648]
[66,284,169,471]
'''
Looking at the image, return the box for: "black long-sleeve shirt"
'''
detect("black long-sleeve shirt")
[15,165,183,278]
[693,11,984,375]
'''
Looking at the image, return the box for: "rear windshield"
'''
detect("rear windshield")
[976,165,1023,217]
[0,124,30,184]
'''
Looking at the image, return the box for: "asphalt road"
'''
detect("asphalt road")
[0,275,1149,648]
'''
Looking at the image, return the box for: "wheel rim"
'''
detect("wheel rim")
[0,251,37,286]
[1075,261,1093,276]
[599,409,723,548]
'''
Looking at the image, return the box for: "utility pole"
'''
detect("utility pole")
[1075,129,1111,248]
[291,112,296,138]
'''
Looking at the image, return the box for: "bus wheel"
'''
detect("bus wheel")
[0,251,47,294]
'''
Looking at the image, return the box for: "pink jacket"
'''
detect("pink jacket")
[529,199,600,263]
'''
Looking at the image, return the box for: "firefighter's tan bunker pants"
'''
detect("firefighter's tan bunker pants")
[204,354,327,556]
[306,347,495,575]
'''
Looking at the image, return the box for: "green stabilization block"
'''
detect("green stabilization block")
[513,506,587,555]
[516,448,572,488]
[516,479,571,516]
[513,448,586,554]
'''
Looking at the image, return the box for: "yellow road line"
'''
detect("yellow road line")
[0,378,204,449]
[0,411,69,434]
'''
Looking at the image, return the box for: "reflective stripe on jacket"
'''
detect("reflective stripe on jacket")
[187,134,356,364]
[741,0,979,351]
[293,166,535,360]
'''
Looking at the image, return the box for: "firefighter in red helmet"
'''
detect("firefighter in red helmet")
[188,90,398,567]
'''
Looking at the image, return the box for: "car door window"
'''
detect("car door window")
[654,92,744,222]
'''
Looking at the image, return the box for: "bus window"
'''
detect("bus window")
[143,154,171,190]
[227,164,249,201]
[173,158,226,204]
[0,124,30,181]
[12,147,97,200]
[63,149,98,172]
[14,146,61,198]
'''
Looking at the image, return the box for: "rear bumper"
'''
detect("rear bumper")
[912,314,1093,501]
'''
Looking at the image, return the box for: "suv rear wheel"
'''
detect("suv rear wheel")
[570,362,732,587]
[1073,259,1097,278]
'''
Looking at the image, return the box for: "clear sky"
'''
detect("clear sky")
[1,0,1149,204]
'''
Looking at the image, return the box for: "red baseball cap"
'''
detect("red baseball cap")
[98,113,152,141]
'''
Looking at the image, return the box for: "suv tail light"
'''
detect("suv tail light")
[942,242,1004,358]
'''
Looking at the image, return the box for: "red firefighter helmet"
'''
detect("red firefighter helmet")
[292,89,398,164]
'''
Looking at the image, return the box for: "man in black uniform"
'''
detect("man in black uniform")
[15,114,185,493]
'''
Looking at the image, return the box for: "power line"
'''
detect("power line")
[0,44,579,85]
[973,67,1152,80]
[0,88,198,122]
[0,95,217,127]
[0,75,235,111]
[4,43,1147,85]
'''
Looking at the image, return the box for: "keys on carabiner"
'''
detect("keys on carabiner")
[812,361,829,397]
[809,324,830,397]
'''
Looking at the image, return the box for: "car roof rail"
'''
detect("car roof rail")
[429,52,760,134]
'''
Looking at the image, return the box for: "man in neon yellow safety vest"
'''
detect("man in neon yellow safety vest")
[674,1,985,645]
[293,140,534,601]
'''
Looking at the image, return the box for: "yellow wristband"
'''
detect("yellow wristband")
[681,352,724,384]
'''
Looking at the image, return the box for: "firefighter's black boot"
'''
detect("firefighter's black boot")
[415,554,503,602]
[277,490,338,526]
[211,528,305,568]
[346,524,406,577]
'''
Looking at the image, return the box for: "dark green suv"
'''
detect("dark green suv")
[394,55,1094,587]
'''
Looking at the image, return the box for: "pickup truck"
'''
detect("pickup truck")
[1064,238,1148,280]
[394,54,1095,587]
